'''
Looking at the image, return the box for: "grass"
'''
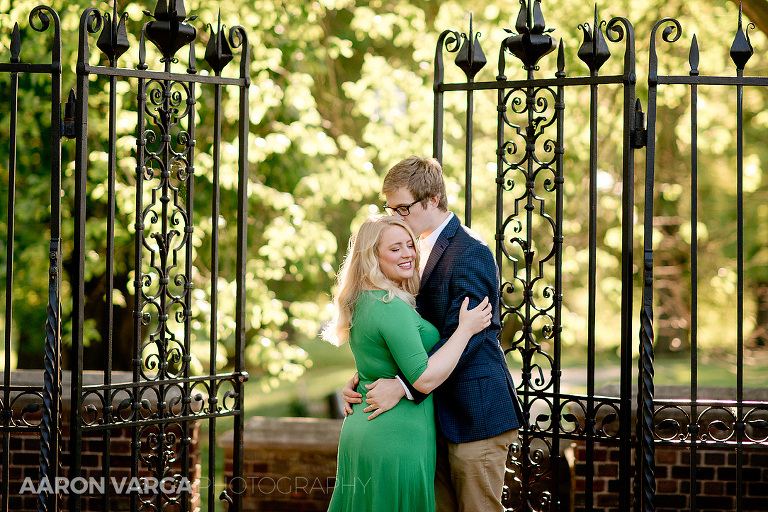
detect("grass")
[244,336,357,417]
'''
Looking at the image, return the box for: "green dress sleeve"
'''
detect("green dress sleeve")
[375,298,430,385]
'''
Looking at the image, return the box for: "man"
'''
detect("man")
[342,156,524,512]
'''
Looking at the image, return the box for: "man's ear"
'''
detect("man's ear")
[426,196,440,209]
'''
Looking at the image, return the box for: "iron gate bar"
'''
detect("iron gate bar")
[77,65,246,84]
[613,16,638,512]
[79,373,242,391]
[638,15,676,512]
[438,74,638,91]
[0,7,65,512]
[100,4,125,511]
[131,14,148,512]
[69,6,95,511]
[231,21,251,510]
[584,14,601,511]
[2,23,21,512]
[688,33,700,512]
[431,28,449,164]
[1,23,21,512]
[734,26,747,512]
[0,63,59,73]
[181,22,197,512]
[207,18,222,508]
[655,75,768,84]
[550,40,565,512]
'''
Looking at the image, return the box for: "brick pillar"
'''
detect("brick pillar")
[220,416,343,512]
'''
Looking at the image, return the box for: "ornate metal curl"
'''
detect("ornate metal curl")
[648,17,682,82]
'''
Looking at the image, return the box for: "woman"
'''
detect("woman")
[323,215,491,512]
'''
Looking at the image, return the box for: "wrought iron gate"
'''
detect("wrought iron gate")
[433,1,768,512]
[1,2,249,512]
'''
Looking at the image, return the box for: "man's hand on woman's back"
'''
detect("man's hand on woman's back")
[341,372,406,420]
[341,372,362,416]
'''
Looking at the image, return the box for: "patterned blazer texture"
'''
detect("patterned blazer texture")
[416,214,524,443]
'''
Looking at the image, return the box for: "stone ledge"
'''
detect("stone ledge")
[219,416,343,452]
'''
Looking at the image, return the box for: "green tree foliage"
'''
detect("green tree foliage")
[1,0,766,385]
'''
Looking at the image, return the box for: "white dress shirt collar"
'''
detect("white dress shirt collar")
[420,212,454,252]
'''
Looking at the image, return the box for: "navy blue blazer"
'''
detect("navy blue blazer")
[414,214,524,443]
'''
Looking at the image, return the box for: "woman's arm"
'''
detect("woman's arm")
[360,296,490,419]
[410,296,490,393]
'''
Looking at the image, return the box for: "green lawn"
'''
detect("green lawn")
[240,342,768,419]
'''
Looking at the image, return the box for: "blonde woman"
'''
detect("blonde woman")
[323,215,490,512]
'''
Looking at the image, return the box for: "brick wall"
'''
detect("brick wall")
[219,416,342,512]
[571,385,768,512]
[573,442,768,512]
[0,371,202,512]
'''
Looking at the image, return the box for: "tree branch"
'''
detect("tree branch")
[732,0,768,35]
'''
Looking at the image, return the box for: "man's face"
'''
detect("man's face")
[384,187,431,237]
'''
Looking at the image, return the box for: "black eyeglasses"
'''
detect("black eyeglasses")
[383,199,422,216]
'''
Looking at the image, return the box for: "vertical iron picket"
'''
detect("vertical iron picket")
[232,25,251,511]
[39,5,64,512]
[1,23,21,512]
[0,8,64,512]
[688,34,700,512]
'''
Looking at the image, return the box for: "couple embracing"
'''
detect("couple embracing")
[323,156,525,512]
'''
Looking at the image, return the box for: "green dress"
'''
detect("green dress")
[328,290,440,512]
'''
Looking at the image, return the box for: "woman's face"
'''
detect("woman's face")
[377,225,417,285]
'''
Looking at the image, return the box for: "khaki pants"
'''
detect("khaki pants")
[435,428,519,512]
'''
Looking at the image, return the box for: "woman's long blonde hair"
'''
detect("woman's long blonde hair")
[322,215,421,346]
